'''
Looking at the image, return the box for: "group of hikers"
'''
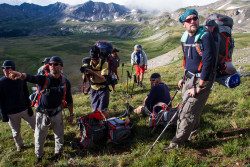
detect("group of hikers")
[0,9,239,163]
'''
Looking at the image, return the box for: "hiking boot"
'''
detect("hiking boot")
[139,82,142,87]
[137,82,139,86]
[17,146,23,152]
[163,143,179,153]
[35,153,44,164]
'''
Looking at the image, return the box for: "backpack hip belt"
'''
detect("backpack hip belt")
[186,71,201,79]
[36,105,63,117]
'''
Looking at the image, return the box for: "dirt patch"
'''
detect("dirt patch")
[147,46,182,69]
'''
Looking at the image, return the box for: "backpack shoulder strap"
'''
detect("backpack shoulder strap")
[35,72,50,107]
[60,73,67,108]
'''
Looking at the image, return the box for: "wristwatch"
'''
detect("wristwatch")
[70,112,74,116]
[197,84,205,88]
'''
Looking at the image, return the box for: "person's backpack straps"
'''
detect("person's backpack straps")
[35,72,50,107]
[60,73,67,108]
[181,26,207,71]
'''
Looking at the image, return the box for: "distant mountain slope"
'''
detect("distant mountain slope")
[169,0,250,33]
[0,0,249,38]
[0,1,132,37]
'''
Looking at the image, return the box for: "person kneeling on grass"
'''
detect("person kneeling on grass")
[133,73,172,116]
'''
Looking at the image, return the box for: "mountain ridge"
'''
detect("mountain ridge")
[0,0,249,37]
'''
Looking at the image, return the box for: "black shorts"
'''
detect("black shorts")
[91,87,109,111]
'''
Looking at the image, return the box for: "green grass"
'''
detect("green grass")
[0,30,249,166]
[0,57,249,166]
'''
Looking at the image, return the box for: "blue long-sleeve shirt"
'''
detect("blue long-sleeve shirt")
[25,73,73,109]
[184,32,215,81]
[145,82,172,112]
[0,77,30,116]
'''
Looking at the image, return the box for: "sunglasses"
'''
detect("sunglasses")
[49,63,60,66]
[150,79,156,82]
[2,66,13,69]
[91,58,98,61]
[184,16,198,23]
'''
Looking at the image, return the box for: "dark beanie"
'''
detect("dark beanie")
[150,73,161,79]
[90,45,100,59]
[2,60,15,70]
[49,56,63,66]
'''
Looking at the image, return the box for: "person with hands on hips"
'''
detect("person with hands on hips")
[9,56,74,163]
[164,9,215,152]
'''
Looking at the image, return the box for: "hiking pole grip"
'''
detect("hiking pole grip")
[120,63,124,88]
[127,70,131,79]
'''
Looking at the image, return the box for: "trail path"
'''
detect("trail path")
[147,46,182,69]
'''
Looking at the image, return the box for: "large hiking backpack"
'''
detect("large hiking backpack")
[181,13,240,88]
[95,41,113,60]
[203,13,241,88]
[149,103,181,128]
[70,111,133,152]
[73,111,106,151]
[106,117,133,145]
[203,13,235,75]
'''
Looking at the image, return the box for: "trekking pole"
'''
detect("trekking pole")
[126,70,131,101]
[145,95,190,157]
[120,63,124,87]
[150,87,181,134]
[130,75,137,99]
[130,65,134,84]
[126,71,131,116]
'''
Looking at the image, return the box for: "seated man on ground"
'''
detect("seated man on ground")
[133,73,172,116]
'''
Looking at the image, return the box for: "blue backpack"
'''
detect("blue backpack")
[95,41,113,60]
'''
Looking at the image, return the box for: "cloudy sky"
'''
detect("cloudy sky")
[0,0,219,12]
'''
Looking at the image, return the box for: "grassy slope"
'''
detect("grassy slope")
[0,29,249,166]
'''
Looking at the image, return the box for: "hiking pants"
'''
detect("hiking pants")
[171,77,212,144]
[8,109,36,148]
[35,111,64,158]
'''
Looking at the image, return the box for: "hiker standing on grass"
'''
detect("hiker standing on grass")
[131,44,147,87]
[0,60,36,152]
[163,9,215,152]
[9,56,74,163]
[133,73,171,116]
[82,45,110,119]
[108,48,120,92]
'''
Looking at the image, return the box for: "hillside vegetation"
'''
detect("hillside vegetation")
[0,29,249,166]
[0,6,250,164]
[0,56,249,166]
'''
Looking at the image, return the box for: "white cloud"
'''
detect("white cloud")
[0,0,219,11]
